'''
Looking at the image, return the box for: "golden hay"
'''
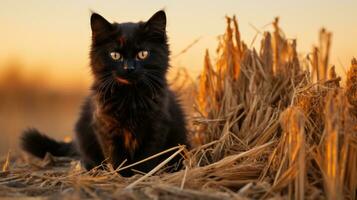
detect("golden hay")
[0,17,356,199]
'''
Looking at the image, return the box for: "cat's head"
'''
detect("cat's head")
[89,10,169,92]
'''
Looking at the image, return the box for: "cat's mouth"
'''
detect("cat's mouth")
[115,76,131,85]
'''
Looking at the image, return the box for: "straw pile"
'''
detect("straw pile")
[1,17,356,199]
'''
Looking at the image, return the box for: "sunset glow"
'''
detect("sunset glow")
[0,0,356,86]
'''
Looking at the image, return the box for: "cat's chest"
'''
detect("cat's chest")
[92,99,157,135]
[93,110,140,152]
[112,92,159,112]
[91,92,167,135]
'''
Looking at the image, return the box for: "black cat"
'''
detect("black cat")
[21,10,188,177]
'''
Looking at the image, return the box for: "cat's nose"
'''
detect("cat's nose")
[125,66,135,73]
[123,61,135,73]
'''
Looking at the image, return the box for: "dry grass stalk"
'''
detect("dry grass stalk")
[346,58,357,110]
[125,146,185,189]
[321,91,343,200]
[318,29,332,81]
[276,107,306,200]
[309,28,332,82]
[1,152,10,172]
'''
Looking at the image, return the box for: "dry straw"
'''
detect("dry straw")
[1,17,356,199]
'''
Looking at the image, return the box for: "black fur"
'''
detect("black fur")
[20,10,189,177]
[21,129,78,158]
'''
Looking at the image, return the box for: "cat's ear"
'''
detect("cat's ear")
[145,10,166,34]
[90,13,113,37]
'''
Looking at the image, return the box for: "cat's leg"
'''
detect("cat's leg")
[74,99,104,170]
[75,124,104,170]
[130,125,170,173]
[164,93,189,171]
[92,131,134,176]
[75,128,104,170]
[164,126,188,172]
[94,130,114,165]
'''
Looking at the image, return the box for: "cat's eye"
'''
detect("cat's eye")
[110,52,122,61]
[137,50,149,60]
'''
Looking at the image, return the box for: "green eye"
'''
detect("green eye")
[137,50,149,60]
[110,52,122,61]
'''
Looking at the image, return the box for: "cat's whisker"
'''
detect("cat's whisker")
[144,69,165,77]
[115,94,128,111]
[142,77,159,98]
[134,83,151,109]
[145,74,165,91]
[99,78,115,104]
[142,78,155,93]
[145,71,165,81]
[110,81,116,94]
[135,94,148,109]
[98,79,110,96]
[97,80,110,100]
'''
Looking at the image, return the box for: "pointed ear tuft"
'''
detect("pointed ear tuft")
[90,13,113,36]
[145,10,166,34]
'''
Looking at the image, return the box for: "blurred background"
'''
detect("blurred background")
[1,0,356,155]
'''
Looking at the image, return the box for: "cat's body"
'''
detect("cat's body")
[21,11,188,176]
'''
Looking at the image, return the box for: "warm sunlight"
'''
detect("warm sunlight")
[1,0,357,88]
[0,1,356,199]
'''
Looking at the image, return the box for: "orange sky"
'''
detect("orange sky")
[0,0,356,88]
